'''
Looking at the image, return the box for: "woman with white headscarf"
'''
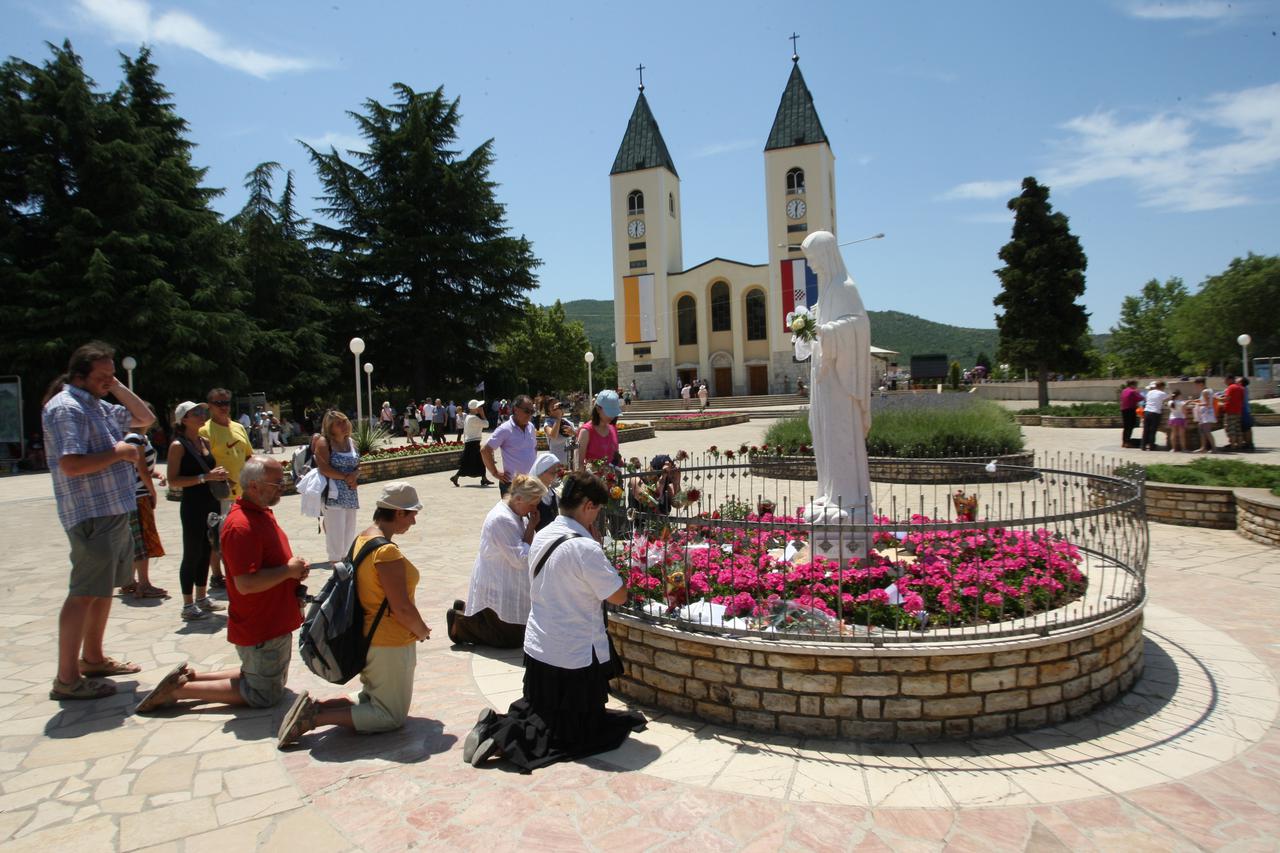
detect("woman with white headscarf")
[799,230,872,521]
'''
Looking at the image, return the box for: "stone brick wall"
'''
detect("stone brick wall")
[1040,416,1123,429]
[1237,489,1280,547]
[1144,482,1236,529]
[609,607,1144,741]
[749,452,1037,485]
[1014,415,1042,426]
[652,415,749,431]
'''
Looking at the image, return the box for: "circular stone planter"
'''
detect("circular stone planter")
[750,451,1037,484]
[1014,414,1042,426]
[608,602,1144,742]
[1143,481,1237,529]
[652,414,749,431]
[1237,488,1280,547]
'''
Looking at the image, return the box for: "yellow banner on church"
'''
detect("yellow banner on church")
[623,274,657,343]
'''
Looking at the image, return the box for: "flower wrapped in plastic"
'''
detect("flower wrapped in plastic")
[786,305,818,361]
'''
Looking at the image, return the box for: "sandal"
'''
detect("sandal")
[119,583,137,596]
[135,662,189,713]
[79,656,142,677]
[136,585,169,599]
[277,691,317,750]
[50,676,117,701]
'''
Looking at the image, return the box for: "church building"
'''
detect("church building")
[610,56,837,398]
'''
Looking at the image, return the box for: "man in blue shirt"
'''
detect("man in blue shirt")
[481,394,538,497]
[43,342,155,700]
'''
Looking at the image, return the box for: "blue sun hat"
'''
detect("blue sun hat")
[595,389,623,419]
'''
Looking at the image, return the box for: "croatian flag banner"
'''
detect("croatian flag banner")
[780,258,818,332]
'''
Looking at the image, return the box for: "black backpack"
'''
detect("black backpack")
[298,536,389,684]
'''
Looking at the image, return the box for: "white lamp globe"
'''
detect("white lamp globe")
[584,351,595,365]
[349,337,366,355]
[1237,334,1252,347]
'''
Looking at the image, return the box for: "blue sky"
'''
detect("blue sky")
[6,0,1279,332]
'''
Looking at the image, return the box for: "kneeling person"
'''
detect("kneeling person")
[278,483,432,749]
[136,456,308,713]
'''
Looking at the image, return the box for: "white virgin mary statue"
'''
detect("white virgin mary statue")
[799,231,872,523]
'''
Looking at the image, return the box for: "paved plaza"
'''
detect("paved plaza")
[1,419,1278,851]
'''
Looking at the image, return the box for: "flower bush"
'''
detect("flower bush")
[654,411,737,422]
[616,508,1086,631]
[363,441,464,461]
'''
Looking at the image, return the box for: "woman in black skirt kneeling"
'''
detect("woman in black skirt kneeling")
[463,471,644,771]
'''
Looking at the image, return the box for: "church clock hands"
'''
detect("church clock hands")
[786,198,807,220]
[627,219,646,238]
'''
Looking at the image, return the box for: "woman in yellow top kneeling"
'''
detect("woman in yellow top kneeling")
[278,482,431,748]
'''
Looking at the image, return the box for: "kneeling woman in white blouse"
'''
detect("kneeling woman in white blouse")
[447,474,546,647]
[463,471,644,771]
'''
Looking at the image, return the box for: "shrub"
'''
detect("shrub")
[763,400,1023,458]
[1017,403,1119,416]
[1144,458,1280,493]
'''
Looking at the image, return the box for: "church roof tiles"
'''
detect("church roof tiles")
[610,92,679,177]
[765,62,829,151]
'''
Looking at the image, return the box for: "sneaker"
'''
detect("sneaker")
[209,575,227,590]
[181,603,209,621]
[196,596,226,613]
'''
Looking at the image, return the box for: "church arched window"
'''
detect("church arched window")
[786,168,805,194]
[677,295,698,346]
[745,289,767,341]
[628,190,645,215]
[710,282,731,332]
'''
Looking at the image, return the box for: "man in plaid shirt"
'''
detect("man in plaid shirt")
[43,342,156,700]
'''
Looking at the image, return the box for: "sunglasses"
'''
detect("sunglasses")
[210,399,231,406]
[189,408,209,417]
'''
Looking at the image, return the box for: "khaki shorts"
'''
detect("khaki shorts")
[236,633,291,708]
[67,513,133,597]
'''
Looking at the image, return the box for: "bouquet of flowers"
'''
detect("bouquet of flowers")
[786,306,818,360]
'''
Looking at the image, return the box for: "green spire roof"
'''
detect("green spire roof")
[765,62,829,151]
[610,91,678,177]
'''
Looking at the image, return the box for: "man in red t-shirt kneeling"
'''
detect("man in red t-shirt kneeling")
[135,456,309,713]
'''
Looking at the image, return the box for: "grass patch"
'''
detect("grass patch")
[763,400,1024,457]
[1144,458,1280,497]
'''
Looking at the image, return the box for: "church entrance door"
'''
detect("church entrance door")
[748,365,769,396]
[714,367,733,398]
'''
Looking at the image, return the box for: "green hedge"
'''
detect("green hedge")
[763,400,1024,457]
[1144,458,1280,497]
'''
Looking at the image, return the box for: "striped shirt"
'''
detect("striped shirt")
[124,432,157,499]
[43,384,135,530]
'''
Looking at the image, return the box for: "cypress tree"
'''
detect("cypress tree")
[993,177,1089,407]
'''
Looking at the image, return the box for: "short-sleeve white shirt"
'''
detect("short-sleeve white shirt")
[524,516,624,669]
[465,500,532,623]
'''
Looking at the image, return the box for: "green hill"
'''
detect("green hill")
[556,299,1114,368]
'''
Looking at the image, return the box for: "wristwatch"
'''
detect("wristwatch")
[198,474,206,484]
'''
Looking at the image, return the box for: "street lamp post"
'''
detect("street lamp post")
[121,356,137,392]
[364,362,374,428]
[837,232,886,248]
[349,337,365,428]
[584,351,595,399]
[1237,334,1252,378]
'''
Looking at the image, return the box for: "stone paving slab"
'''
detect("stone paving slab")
[0,419,1278,851]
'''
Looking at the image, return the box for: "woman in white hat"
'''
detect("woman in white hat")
[278,481,430,748]
[167,401,231,623]
[573,389,623,472]
[531,451,564,533]
[450,399,494,488]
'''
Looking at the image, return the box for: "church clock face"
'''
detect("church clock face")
[627,219,646,238]
[786,198,807,220]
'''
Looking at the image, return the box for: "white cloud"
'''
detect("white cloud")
[1126,1,1237,20]
[942,81,1280,213]
[299,132,365,153]
[75,0,316,78]
[1043,82,1280,211]
[938,180,1020,201]
[689,138,756,158]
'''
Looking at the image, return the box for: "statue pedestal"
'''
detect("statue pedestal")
[799,501,871,561]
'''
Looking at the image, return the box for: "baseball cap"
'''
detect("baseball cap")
[174,401,205,423]
[595,389,623,419]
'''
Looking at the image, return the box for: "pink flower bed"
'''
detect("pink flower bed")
[654,411,735,422]
[618,511,1086,630]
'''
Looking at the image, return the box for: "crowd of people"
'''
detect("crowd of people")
[1121,375,1257,453]
[40,341,646,771]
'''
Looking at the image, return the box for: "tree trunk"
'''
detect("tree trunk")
[1037,364,1050,408]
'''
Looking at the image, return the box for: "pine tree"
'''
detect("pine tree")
[993,177,1089,407]
[306,84,540,399]
[228,162,338,410]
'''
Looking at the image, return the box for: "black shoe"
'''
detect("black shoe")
[480,479,493,487]
[452,599,465,612]
[450,475,459,488]
[209,575,226,590]
[445,608,459,642]
[462,708,497,765]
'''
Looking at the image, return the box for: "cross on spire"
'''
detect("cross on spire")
[636,62,646,92]
[790,32,800,62]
